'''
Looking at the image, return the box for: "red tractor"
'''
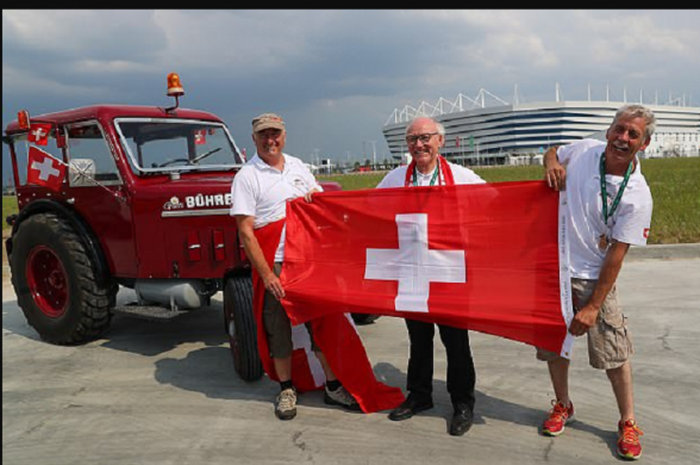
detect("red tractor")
[3,74,342,382]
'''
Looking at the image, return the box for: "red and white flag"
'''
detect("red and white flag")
[194,130,206,145]
[281,181,575,358]
[252,220,404,412]
[27,146,67,192]
[28,123,52,146]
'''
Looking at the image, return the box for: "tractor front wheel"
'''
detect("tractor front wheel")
[10,213,115,344]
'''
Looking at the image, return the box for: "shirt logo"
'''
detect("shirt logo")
[292,177,308,191]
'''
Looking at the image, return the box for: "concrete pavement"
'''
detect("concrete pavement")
[3,252,700,464]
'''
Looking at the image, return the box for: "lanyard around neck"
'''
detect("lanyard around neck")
[412,163,440,187]
[599,151,633,224]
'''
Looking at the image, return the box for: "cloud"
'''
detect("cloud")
[3,9,699,179]
[4,10,165,62]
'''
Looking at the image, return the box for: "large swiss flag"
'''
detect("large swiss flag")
[281,180,574,357]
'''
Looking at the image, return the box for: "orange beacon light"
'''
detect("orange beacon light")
[18,109,31,130]
[167,73,184,97]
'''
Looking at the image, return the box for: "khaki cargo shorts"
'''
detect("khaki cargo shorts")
[262,263,318,358]
[537,278,633,370]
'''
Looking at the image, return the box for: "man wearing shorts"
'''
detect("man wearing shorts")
[538,104,655,460]
[231,113,360,420]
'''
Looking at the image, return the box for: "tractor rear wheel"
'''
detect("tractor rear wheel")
[223,275,263,381]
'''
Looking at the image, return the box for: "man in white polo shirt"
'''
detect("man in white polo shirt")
[538,104,654,460]
[231,113,359,420]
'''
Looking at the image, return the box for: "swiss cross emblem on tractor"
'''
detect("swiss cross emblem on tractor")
[3,73,342,383]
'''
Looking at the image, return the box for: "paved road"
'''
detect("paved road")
[3,254,700,464]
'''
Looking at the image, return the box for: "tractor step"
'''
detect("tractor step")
[112,304,189,321]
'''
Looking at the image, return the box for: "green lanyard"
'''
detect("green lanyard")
[599,152,634,224]
[412,163,440,187]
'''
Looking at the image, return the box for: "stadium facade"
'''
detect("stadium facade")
[382,89,700,165]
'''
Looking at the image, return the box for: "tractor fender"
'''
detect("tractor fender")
[9,199,113,288]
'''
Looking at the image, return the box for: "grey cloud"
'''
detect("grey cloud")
[3,9,699,180]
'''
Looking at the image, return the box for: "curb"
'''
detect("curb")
[627,242,700,261]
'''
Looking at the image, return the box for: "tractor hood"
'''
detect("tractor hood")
[130,174,241,280]
[156,175,237,217]
[128,172,340,280]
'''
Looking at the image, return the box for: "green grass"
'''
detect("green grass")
[319,157,700,245]
[3,158,698,243]
[318,164,546,190]
[2,196,18,232]
[642,158,700,244]
[317,165,547,190]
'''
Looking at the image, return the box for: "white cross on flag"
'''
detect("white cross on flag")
[28,123,52,146]
[281,181,575,358]
[365,213,465,313]
[27,146,67,192]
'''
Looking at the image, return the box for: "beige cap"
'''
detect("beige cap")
[252,113,285,133]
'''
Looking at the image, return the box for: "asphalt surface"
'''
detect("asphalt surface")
[3,244,700,464]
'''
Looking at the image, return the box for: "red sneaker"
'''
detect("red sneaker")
[617,419,644,460]
[542,400,575,436]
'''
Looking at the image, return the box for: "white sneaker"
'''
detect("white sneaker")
[275,388,297,420]
[324,385,361,411]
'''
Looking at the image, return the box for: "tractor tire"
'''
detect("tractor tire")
[224,276,263,381]
[10,213,115,344]
[352,313,381,325]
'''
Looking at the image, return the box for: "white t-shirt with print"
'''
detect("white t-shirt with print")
[230,153,322,261]
[558,139,653,279]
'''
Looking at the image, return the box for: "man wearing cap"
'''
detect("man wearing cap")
[230,113,361,420]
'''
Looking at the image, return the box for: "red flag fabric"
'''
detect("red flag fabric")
[27,146,67,192]
[252,220,405,412]
[281,180,575,357]
[28,123,52,146]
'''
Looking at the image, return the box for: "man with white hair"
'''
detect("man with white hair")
[538,104,655,460]
[378,117,485,436]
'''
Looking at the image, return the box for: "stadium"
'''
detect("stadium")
[382,86,700,165]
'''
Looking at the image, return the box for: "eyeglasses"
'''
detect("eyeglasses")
[406,132,439,145]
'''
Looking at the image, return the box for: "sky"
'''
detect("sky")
[3,9,700,182]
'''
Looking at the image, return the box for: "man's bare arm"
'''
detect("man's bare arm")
[544,146,566,191]
[568,241,629,336]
